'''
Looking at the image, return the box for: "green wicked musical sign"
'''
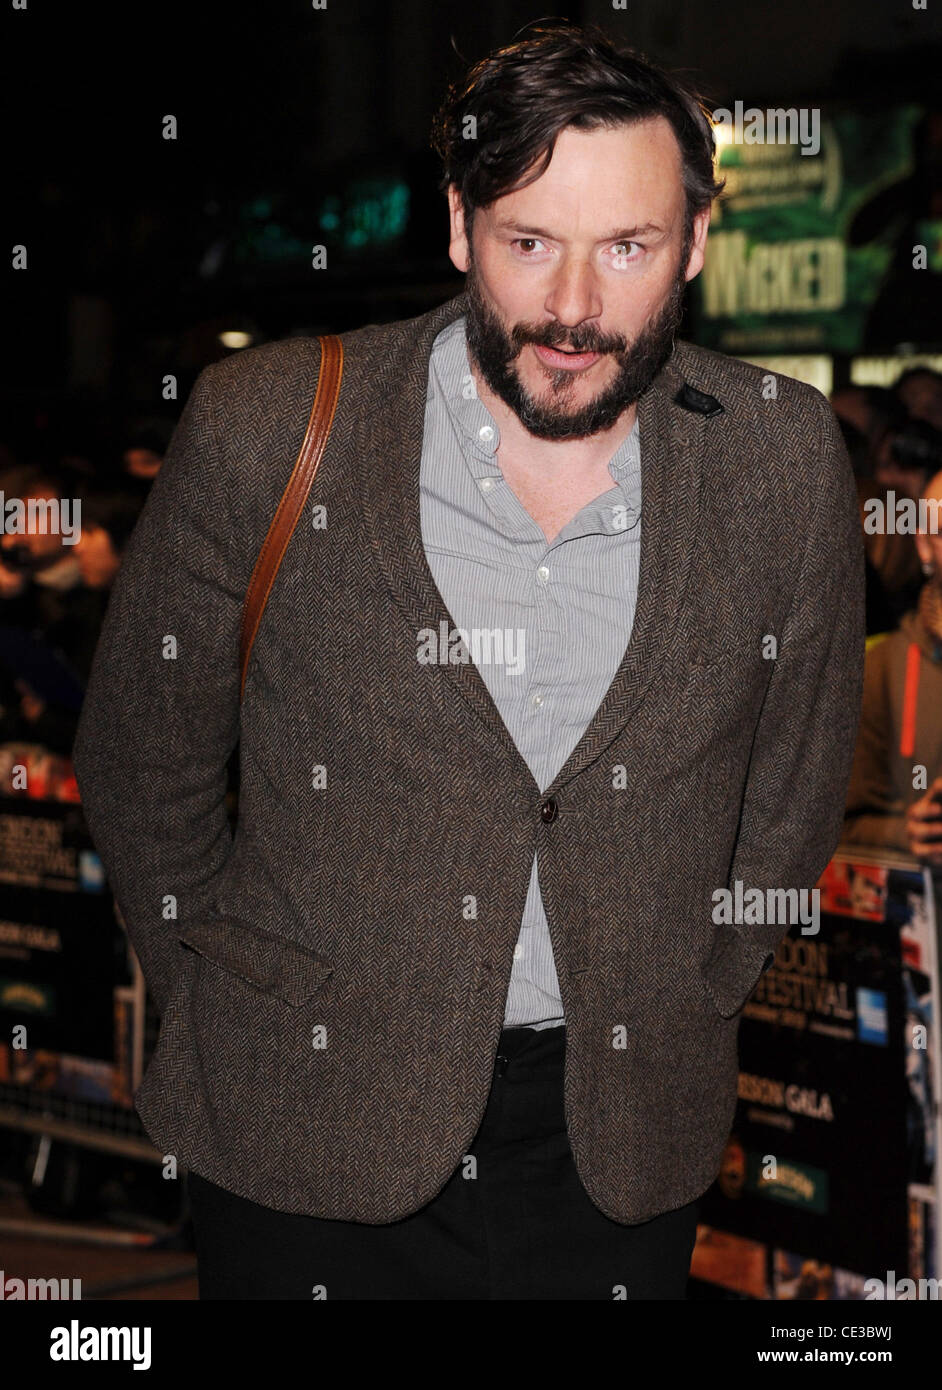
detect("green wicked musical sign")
[694,106,922,355]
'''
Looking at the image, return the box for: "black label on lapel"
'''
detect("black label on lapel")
[674,383,725,417]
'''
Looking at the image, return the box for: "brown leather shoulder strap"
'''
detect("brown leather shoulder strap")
[239,334,343,702]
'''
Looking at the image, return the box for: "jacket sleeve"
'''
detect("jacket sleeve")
[72,363,243,1015]
[702,390,867,1016]
[841,639,910,851]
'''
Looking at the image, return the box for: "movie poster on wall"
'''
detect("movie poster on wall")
[691,851,940,1299]
[0,788,137,1105]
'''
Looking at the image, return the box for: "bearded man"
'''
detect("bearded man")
[73,21,865,1300]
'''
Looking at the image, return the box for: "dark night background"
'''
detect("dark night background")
[5,0,942,477]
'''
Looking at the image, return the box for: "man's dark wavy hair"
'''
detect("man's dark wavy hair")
[430,18,724,242]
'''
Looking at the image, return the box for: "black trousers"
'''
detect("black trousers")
[186,1024,700,1299]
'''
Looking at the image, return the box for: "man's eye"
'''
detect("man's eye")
[511,238,643,261]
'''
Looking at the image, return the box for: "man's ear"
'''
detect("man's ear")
[447,185,471,273]
[683,206,712,282]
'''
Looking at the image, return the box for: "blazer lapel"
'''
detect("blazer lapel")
[360,289,532,771]
[361,289,708,792]
[544,347,709,797]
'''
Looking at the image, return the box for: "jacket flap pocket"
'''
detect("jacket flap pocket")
[178,919,333,1006]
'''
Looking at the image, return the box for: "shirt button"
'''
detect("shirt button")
[537,565,549,583]
[478,425,495,442]
[479,477,494,492]
[531,693,544,708]
[540,798,559,823]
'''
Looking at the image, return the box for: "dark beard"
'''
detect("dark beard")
[463,250,688,441]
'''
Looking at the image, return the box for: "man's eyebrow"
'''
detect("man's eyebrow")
[493,219,665,240]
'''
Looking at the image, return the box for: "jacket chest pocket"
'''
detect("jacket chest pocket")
[178,919,334,1006]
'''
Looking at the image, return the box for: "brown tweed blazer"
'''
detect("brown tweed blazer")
[72,287,865,1225]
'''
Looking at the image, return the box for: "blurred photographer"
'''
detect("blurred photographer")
[873,405,942,503]
[0,464,95,756]
[850,388,942,635]
[892,366,942,435]
[843,467,942,870]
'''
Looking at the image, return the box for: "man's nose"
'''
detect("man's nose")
[543,260,603,330]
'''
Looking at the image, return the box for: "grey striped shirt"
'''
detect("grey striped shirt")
[419,316,642,1028]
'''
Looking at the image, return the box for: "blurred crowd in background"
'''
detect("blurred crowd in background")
[0,421,165,772]
[833,366,942,868]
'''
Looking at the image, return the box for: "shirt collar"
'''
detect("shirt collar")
[429,316,641,536]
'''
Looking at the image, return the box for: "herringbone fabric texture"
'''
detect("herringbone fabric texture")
[72,288,866,1225]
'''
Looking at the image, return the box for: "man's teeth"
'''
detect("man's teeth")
[540,344,595,355]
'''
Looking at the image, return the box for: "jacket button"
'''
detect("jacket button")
[540,798,559,824]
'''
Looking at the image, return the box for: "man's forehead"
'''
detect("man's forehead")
[489,119,684,218]
[542,116,683,169]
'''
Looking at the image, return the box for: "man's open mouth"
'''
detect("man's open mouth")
[532,343,601,370]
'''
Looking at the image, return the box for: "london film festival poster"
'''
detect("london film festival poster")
[691,852,939,1298]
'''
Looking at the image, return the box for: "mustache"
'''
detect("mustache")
[510,326,626,355]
